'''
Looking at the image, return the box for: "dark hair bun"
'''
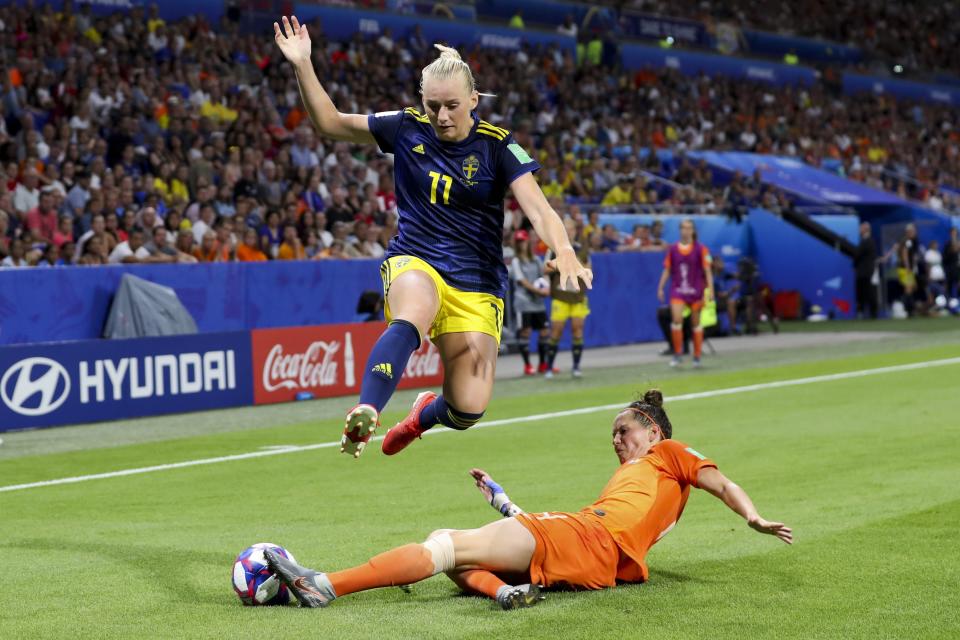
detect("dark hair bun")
[643,389,664,408]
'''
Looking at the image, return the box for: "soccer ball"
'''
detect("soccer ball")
[533,276,550,294]
[232,542,296,606]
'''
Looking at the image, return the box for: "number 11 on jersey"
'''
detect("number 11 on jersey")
[428,171,453,204]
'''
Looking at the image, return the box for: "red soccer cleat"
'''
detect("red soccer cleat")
[523,364,536,376]
[381,391,437,456]
[537,362,549,374]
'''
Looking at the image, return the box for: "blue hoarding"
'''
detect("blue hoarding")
[743,30,862,64]
[842,73,960,107]
[621,13,709,47]
[293,3,575,54]
[0,332,252,431]
[689,152,908,206]
[0,260,383,346]
[621,43,816,86]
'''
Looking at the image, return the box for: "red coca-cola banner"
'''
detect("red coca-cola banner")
[250,322,444,405]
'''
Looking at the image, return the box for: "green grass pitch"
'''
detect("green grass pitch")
[2,338,959,639]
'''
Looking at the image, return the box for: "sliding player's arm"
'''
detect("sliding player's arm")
[469,468,525,517]
[697,467,793,544]
[274,15,374,145]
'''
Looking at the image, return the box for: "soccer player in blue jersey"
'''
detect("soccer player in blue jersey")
[274,16,592,458]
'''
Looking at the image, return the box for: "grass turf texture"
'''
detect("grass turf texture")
[2,343,959,639]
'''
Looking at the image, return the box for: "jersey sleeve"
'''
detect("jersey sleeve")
[657,440,717,488]
[701,245,712,271]
[367,110,406,154]
[663,251,672,269]
[499,135,541,185]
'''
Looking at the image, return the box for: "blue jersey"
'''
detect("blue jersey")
[368,107,540,298]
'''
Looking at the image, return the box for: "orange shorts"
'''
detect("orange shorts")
[515,511,620,590]
[670,298,704,311]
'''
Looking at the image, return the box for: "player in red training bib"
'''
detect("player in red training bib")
[274,16,592,458]
[263,389,792,610]
[657,219,714,368]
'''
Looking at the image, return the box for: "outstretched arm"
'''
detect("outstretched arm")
[274,16,374,145]
[511,173,593,293]
[697,467,793,544]
[470,468,525,518]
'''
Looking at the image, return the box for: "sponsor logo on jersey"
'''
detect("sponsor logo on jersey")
[412,143,425,154]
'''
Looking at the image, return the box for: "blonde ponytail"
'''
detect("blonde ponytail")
[421,44,496,97]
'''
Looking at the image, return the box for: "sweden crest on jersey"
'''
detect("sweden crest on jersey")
[462,154,480,180]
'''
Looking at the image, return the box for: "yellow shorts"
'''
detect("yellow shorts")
[897,268,916,290]
[550,298,590,323]
[380,255,504,344]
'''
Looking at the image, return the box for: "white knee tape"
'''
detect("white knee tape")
[423,533,456,575]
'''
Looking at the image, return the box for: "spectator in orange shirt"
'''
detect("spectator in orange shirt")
[193,230,222,262]
[237,227,268,262]
[277,224,305,260]
[266,390,791,610]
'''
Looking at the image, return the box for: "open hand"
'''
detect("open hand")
[545,252,592,292]
[469,468,496,503]
[748,516,793,544]
[273,15,312,66]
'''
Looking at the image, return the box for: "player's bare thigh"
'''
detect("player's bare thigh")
[387,269,441,339]
[428,518,536,572]
[435,331,498,414]
[669,301,686,324]
[570,316,585,338]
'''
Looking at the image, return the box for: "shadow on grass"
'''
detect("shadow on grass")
[8,537,231,606]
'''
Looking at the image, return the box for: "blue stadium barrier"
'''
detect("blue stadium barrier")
[743,30,863,64]
[42,0,224,23]
[292,3,576,54]
[842,73,960,107]
[0,260,382,346]
[620,43,817,86]
[747,208,855,318]
[810,215,860,245]
[0,332,253,431]
[474,0,616,30]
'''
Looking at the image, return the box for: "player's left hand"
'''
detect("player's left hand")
[469,468,498,504]
[704,287,714,303]
[748,516,793,544]
[546,249,593,292]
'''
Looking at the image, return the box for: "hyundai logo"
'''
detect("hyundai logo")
[1,357,71,417]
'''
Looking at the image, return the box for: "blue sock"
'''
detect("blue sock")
[418,395,484,431]
[358,319,421,412]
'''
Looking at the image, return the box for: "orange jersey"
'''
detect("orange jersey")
[582,439,716,582]
[662,242,710,272]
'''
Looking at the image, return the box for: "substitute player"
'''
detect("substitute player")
[265,389,792,610]
[543,217,591,378]
[657,219,714,368]
[273,17,592,458]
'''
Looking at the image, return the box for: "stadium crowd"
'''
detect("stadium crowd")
[626,0,960,76]
[0,2,958,272]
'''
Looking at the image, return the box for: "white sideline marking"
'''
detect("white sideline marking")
[1,356,958,494]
